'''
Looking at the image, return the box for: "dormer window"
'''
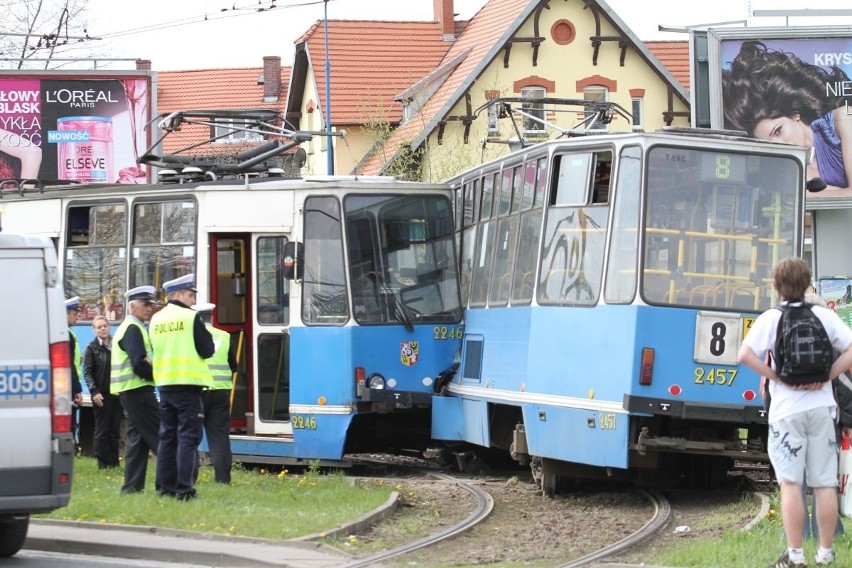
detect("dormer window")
[212,119,265,144]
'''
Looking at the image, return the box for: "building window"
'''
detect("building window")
[631,97,643,131]
[583,86,608,132]
[521,86,546,135]
[212,119,264,144]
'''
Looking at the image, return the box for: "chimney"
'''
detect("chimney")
[262,56,282,103]
[135,59,152,71]
[434,0,455,40]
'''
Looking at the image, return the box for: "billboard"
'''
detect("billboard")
[0,72,153,185]
[699,27,852,205]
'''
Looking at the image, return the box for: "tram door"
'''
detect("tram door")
[209,234,251,431]
[252,234,292,436]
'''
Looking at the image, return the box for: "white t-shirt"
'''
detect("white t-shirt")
[742,302,852,422]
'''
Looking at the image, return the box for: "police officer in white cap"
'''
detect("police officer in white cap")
[110,285,161,494]
[149,274,214,501]
[64,297,84,406]
[193,302,237,484]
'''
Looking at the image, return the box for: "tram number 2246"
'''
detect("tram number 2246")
[692,312,752,384]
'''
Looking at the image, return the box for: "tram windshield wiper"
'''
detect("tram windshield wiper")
[371,272,414,332]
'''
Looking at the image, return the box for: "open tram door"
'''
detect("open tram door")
[209,234,252,431]
[250,234,292,437]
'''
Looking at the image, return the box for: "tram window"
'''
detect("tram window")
[463,179,479,228]
[641,147,799,311]
[460,225,476,306]
[257,333,290,421]
[469,221,497,307]
[499,168,513,216]
[521,160,536,211]
[604,146,641,304]
[534,157,547,208]
[64,203,127,322]
[481,173,495,221]
[511,208,543,304]
[454,185,463,230]
[551,153,590,205]
[303,196,348,325]
[592,154,612,204]
[488,215,519,306]
[130,200,196,295]
[216,238,247,325]
[257,237,289,325]
[510,165,524,214]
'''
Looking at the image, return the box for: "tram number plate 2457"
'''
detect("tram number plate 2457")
[693,312,751,366]
[0,366,50,397]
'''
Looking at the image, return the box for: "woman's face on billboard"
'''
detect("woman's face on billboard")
[753,112,812,147]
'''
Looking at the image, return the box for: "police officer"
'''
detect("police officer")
[64,297,83,406]
[149,274,214,501]
[192,302,237,484]
[110,285,160,494]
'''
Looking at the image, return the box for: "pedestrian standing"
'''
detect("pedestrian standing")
[64,297,83,407]
[149,274,214,501]
[110,286,160,494]
[738,257,852,567]
[82,315,123,469]
[192,302,237,484]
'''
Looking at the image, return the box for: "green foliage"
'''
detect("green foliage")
[38,456,392,540]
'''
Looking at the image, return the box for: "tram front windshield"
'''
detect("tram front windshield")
[345,194,461,325]
[642,147,801,312]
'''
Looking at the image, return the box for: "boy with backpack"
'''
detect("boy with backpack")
[739,257,852,568]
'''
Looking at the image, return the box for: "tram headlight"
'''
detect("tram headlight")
[367,373,386,390]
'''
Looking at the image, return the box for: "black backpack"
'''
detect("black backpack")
[774,302,833,385]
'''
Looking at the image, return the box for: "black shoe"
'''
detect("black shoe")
[769,550,808,568]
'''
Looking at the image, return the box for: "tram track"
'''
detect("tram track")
[554,490,671,568]
[338,472,494,568]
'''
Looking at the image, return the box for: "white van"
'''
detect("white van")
[0,234,74,557]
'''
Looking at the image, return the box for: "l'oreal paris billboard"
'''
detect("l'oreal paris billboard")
[702,27,852,203]
[0,72,153,185]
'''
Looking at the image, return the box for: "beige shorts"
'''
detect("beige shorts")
[768,406,838,487]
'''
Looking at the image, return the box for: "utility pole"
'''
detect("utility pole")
[323,0,334,175]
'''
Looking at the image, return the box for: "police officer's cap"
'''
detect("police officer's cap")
[163,274,197,294]
[65,296,81,310]
[192,302,216,313]
[125,285,156,302]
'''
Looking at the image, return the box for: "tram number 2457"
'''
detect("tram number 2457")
[692,312,750,385]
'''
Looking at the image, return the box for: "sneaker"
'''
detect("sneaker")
[815,549,835,566]
[769,550,808,568]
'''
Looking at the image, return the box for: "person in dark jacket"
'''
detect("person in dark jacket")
[83,315,123,469]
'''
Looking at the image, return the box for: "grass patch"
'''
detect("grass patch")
[38,456,392,540]
[652,491,852,567]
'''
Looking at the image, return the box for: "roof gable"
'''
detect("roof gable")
[357,0,691,175]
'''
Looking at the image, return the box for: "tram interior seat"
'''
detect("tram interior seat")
[515,271,536,300]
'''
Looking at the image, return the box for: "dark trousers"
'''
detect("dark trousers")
[202,389,233,484]
[93,394,123,468]
[157,388,203,499]
[119,387,160,493]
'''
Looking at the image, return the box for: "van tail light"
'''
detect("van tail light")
[50,341,73,434]
[639,348,655,386]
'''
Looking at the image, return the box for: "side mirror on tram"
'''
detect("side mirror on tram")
[806,178,827,193]
[282,241,304,280]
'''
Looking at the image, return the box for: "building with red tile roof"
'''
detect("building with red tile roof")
[645,41,690,91]
[155,57,291,161]
[284,0,691,179]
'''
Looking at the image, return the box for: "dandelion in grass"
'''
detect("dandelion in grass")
[228,526,236,533]
[277,469,288,479]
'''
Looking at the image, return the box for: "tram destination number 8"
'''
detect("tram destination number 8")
[693,312,749,367]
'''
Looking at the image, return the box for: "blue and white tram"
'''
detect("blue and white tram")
[1,175,462,464]
[433,128,812,490]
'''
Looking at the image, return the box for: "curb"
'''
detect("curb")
[741,491,771,533]
[294,490,400,541]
